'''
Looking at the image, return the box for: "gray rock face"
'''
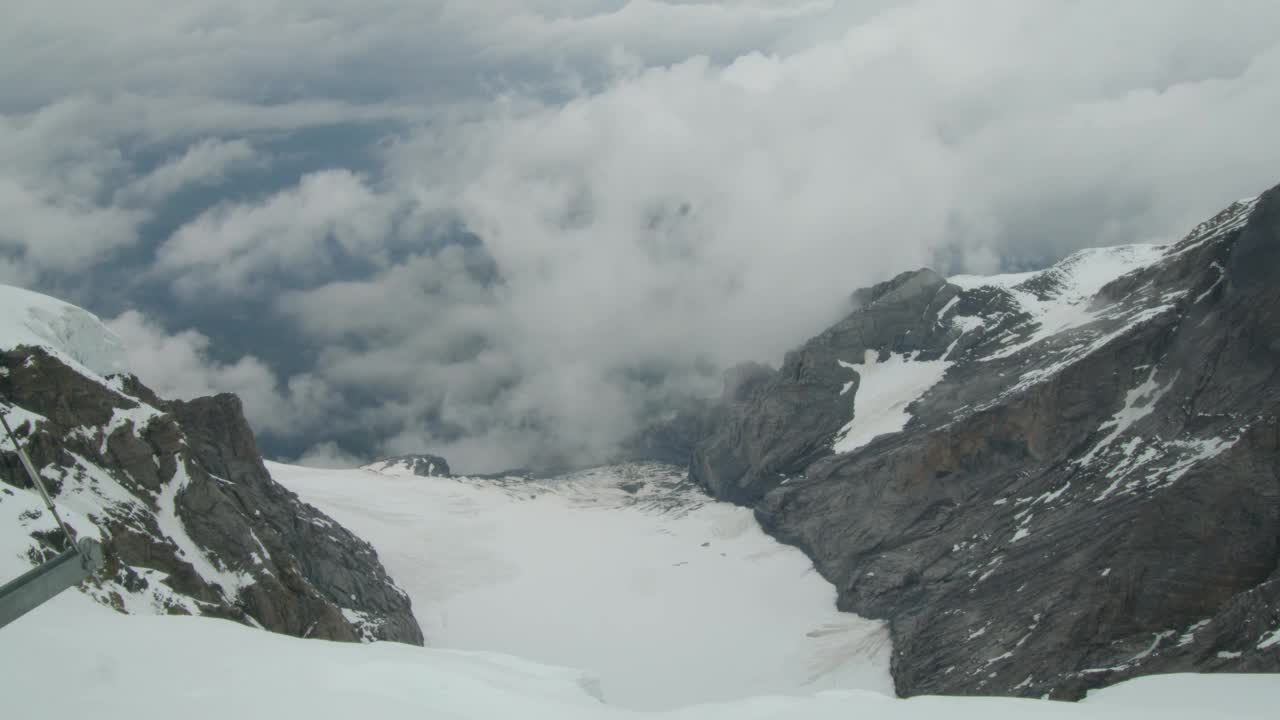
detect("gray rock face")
[679,184,1280,698]
[691,270,959,505]
[0,349,423,645]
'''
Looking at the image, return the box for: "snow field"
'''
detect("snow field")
[1,591,1276,719]
[270,462,894,710]
[0,283,126,381]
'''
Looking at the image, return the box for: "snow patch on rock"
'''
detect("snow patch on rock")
[833,350,951,455]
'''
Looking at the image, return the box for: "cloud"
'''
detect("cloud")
[293,441,366,469]
[385,0,1280,380]
[10,1,1280,473]
[0,105,145,275]
[105,310,341,439]
[119,138,259,206]
[156,169,400,297]
[0,177,145,273]
[2,1,839,113]
[363,0,1280,470]
[0,93,414,291]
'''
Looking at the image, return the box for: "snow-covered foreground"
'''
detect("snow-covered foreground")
[269,462,892,710]
[3,591,1277,720]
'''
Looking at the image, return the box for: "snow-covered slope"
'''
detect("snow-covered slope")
[270,461,892,710]
[3,590,1277,720]
[0,283,126,379]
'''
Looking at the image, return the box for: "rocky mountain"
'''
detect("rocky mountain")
[363,454,452,478]
[645,183,1280,698]
[0,286,423,645]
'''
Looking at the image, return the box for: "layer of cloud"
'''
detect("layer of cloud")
[105,311,341,439]
[319,0,1280,469]
[0,93,415,293]
[118,138,259,207]
[3,1,844,115]
[10,1,1280,472]
[157,169,400,297]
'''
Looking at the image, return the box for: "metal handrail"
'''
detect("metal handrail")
[0,407,104,630]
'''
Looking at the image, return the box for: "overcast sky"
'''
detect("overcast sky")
[6,0,1280,472]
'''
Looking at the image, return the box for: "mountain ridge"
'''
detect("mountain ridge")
[653,184,1280,698]
[0,286,423,645]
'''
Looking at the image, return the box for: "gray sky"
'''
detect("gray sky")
[6,0,1280,471]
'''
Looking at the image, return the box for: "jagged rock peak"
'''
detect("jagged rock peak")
[0,286,423,646]
[851,267,949,308]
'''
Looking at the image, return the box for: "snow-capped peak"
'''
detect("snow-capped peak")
[0,284,126,381]
[363,454,452,478]
[949,243,1166,299]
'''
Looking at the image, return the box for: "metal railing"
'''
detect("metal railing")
[0,410,104,630]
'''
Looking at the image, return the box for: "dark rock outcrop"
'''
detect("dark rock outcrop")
[363,454,452,477]
[679,184,1280,698]
[0,347,423,645]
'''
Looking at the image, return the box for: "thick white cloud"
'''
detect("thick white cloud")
[10,0,1280,472]
[157,169,400,297]
[344,0,1280,471]
[0,178,144,273]
[0,93,413,284]
[0,105,144,273]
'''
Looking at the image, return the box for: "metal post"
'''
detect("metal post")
[1,412,77,544]
[0,406,105,630]
[0,538,104,629]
